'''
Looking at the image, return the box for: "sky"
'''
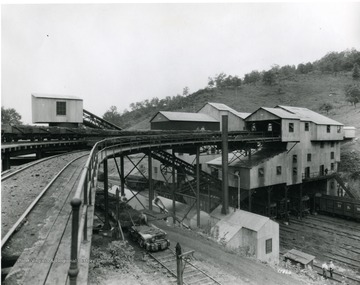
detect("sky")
[1,2,360,124]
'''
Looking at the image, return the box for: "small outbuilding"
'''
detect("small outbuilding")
[210,206,279,265]
[150,111,220,131]
[343,126,356,140]
[32,93,83,127]
[283,249,315,269]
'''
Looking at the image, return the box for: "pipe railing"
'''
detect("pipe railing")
[67,131,281,284]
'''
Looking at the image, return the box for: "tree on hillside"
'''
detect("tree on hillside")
[183,86,190,97]
[1,106,22,125]
[319,103,333,114]
[262,70,276,85]
[352,63,360,80]
[345,85,360,108]
[243,70,261,85]
[103,106,122,126]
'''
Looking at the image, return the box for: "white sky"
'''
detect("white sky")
[1,2,360,124]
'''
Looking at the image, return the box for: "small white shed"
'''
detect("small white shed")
[210,206,279,265]
[32,93,83,126]
[343,126,356,139]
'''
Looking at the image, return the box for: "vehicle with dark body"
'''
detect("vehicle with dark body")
[129,224,170,252]
[314,193,360,220]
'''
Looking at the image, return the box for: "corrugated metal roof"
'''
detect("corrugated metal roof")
[277,105,343,126]
[32,93,82,100]
[210,206,271,242]
[153,111,218,122]
[260,107,299,119]
[206,103,251,119]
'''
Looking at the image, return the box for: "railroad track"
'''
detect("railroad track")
[279,252,360,284]
[307,215,360,234]
[1,150,85,181]
[1,152,89,248]
[147,247,221,285]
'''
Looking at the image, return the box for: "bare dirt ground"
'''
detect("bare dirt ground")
[88,212,338,285]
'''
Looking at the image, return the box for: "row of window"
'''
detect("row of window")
[288,122,342,133]
[259,163,336,178]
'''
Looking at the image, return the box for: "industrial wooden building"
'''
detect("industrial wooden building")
[31,93,83,127]
[210,206,279,265]
[150,111,220,131]
[197,102,250,131]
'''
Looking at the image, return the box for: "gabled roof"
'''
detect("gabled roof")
[202,102,251,119]
[260,107,299,120]
[32,93,82,100]
[150,111,218,122]
[210,206,271,243]
[276,105,343,126]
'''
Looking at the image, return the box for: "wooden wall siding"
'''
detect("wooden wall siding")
[246,108,280,121]
[280,119,300,142]
[257,221,279,264]
[312,125,344,141]
[198,104,246,131]
[32,97,83,123]
[150,121,220,131]
[248,152,288,189]
[151,112,168,122]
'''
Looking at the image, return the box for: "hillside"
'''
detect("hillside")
[127,72,360,130]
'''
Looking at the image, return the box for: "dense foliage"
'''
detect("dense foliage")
[103,48,360,128]
[1,106,22,125]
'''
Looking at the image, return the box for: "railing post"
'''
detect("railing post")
[68,198,81,285]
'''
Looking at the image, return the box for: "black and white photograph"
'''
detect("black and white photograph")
[1,1,360,284]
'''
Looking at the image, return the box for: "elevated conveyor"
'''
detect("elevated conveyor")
[83,109,122,130]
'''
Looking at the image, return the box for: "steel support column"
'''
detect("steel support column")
[267,187,272,217]
[284,185,289,222]
[299,184,303,220]
[221,115,229,215]
[120,156,125,197]
[103,159,111,230]
[249,188,252,212]
[2,153,10,171]
[196,146,200,227]
[148,150,153,211]
[172,149,176,225]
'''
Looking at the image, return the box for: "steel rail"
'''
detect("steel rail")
[68,131,281,284]
[1,150,87,181]
[1,153,89,249]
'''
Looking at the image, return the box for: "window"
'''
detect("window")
[276,166,282,175]
[154,166,158,174]
[331,152,335,159]
[266,238,272,254]
[331,163,334,171]
[258,168,264,178]
[251,123,257,131]
[305,167,310,178]
[331,142,335,147]
[289,123,294,133]
[56,101,66,116]
[307,153,312,162]
[267,123,273,132]
[178,152,184,156]
[330,181,335,190]
[305,122,309,131]
[293,155,297,164]
[337,126,341,133]
[327,125,331,133]
[320,142,324,148]
[293,167,297,176]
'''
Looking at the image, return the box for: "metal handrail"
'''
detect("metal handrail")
[67,131,282,284]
